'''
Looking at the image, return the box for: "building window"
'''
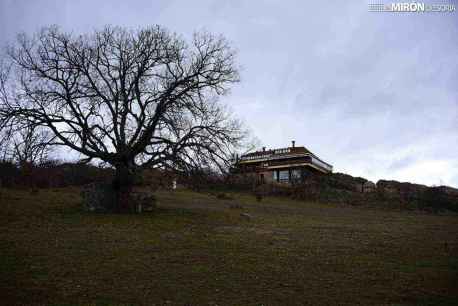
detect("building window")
[291,169,301,183]
[279,170,289,182]
[272,170,278,182]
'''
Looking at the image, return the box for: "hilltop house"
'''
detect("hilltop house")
[233,141,333,184]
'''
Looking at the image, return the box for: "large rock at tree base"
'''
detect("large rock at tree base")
[130,189,157,213]
[81,182,116,212]
[81,183,157,213]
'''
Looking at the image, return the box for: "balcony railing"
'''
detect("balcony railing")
[235,151,333,173]
[311,156,333,172]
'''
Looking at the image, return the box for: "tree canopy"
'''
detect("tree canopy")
[0,25,245,176]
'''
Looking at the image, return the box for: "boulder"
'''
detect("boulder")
[374,180,458,212]
[362,181,376,193]
[322,172,367,192]
[438,185,458,197]
[240,212,253,220]
[229,203,244,209]
[215,193,233,200]
[130,190,157,213]
[376,180,428,201]
[420,186,458,212]
[81,183,157,213]
[81,182,116,212]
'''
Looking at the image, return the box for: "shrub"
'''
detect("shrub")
[420,187,458,212]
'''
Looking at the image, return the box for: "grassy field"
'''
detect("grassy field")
[0,187,457,306]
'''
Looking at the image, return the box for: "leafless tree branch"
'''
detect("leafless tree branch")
[0,25,246,191]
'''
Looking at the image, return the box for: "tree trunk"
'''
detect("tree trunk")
[113,163,134,213]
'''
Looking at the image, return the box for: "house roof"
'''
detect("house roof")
[241,146,311,158]
[237,145,333,172]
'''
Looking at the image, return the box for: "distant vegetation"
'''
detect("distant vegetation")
[1,158,456,214]
[181,170,458,213]
[0,159,113,189]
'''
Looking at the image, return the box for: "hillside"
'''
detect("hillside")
[1,187,458,305]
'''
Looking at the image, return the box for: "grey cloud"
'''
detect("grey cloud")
[0,0,457,187]
[388,156,417,172]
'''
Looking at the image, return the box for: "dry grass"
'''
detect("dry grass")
[0,187,457,305]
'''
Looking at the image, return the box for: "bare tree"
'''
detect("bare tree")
[0,25,245,211]
[0,60,11,161]
[0,61,52,165]
[12,125,51,165]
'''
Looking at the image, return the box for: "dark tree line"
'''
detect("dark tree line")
[0,159,113,189]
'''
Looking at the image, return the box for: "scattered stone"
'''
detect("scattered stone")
[240,212,253,220]
[215,226,245,233]
[229,203,243,209]
[161,232,180,240]
[216,193,233,200]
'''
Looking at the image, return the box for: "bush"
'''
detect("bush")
[420,187,458,212]
[0,160,20,187]
[0,159,113,189]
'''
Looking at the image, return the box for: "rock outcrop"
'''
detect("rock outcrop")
[362,181,376,193]
[81,182,116,212]
[130,190,157,213]
[81,183,157,213]
[255,172,458,212]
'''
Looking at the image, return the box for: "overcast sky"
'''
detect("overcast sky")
[1,0,457,187]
